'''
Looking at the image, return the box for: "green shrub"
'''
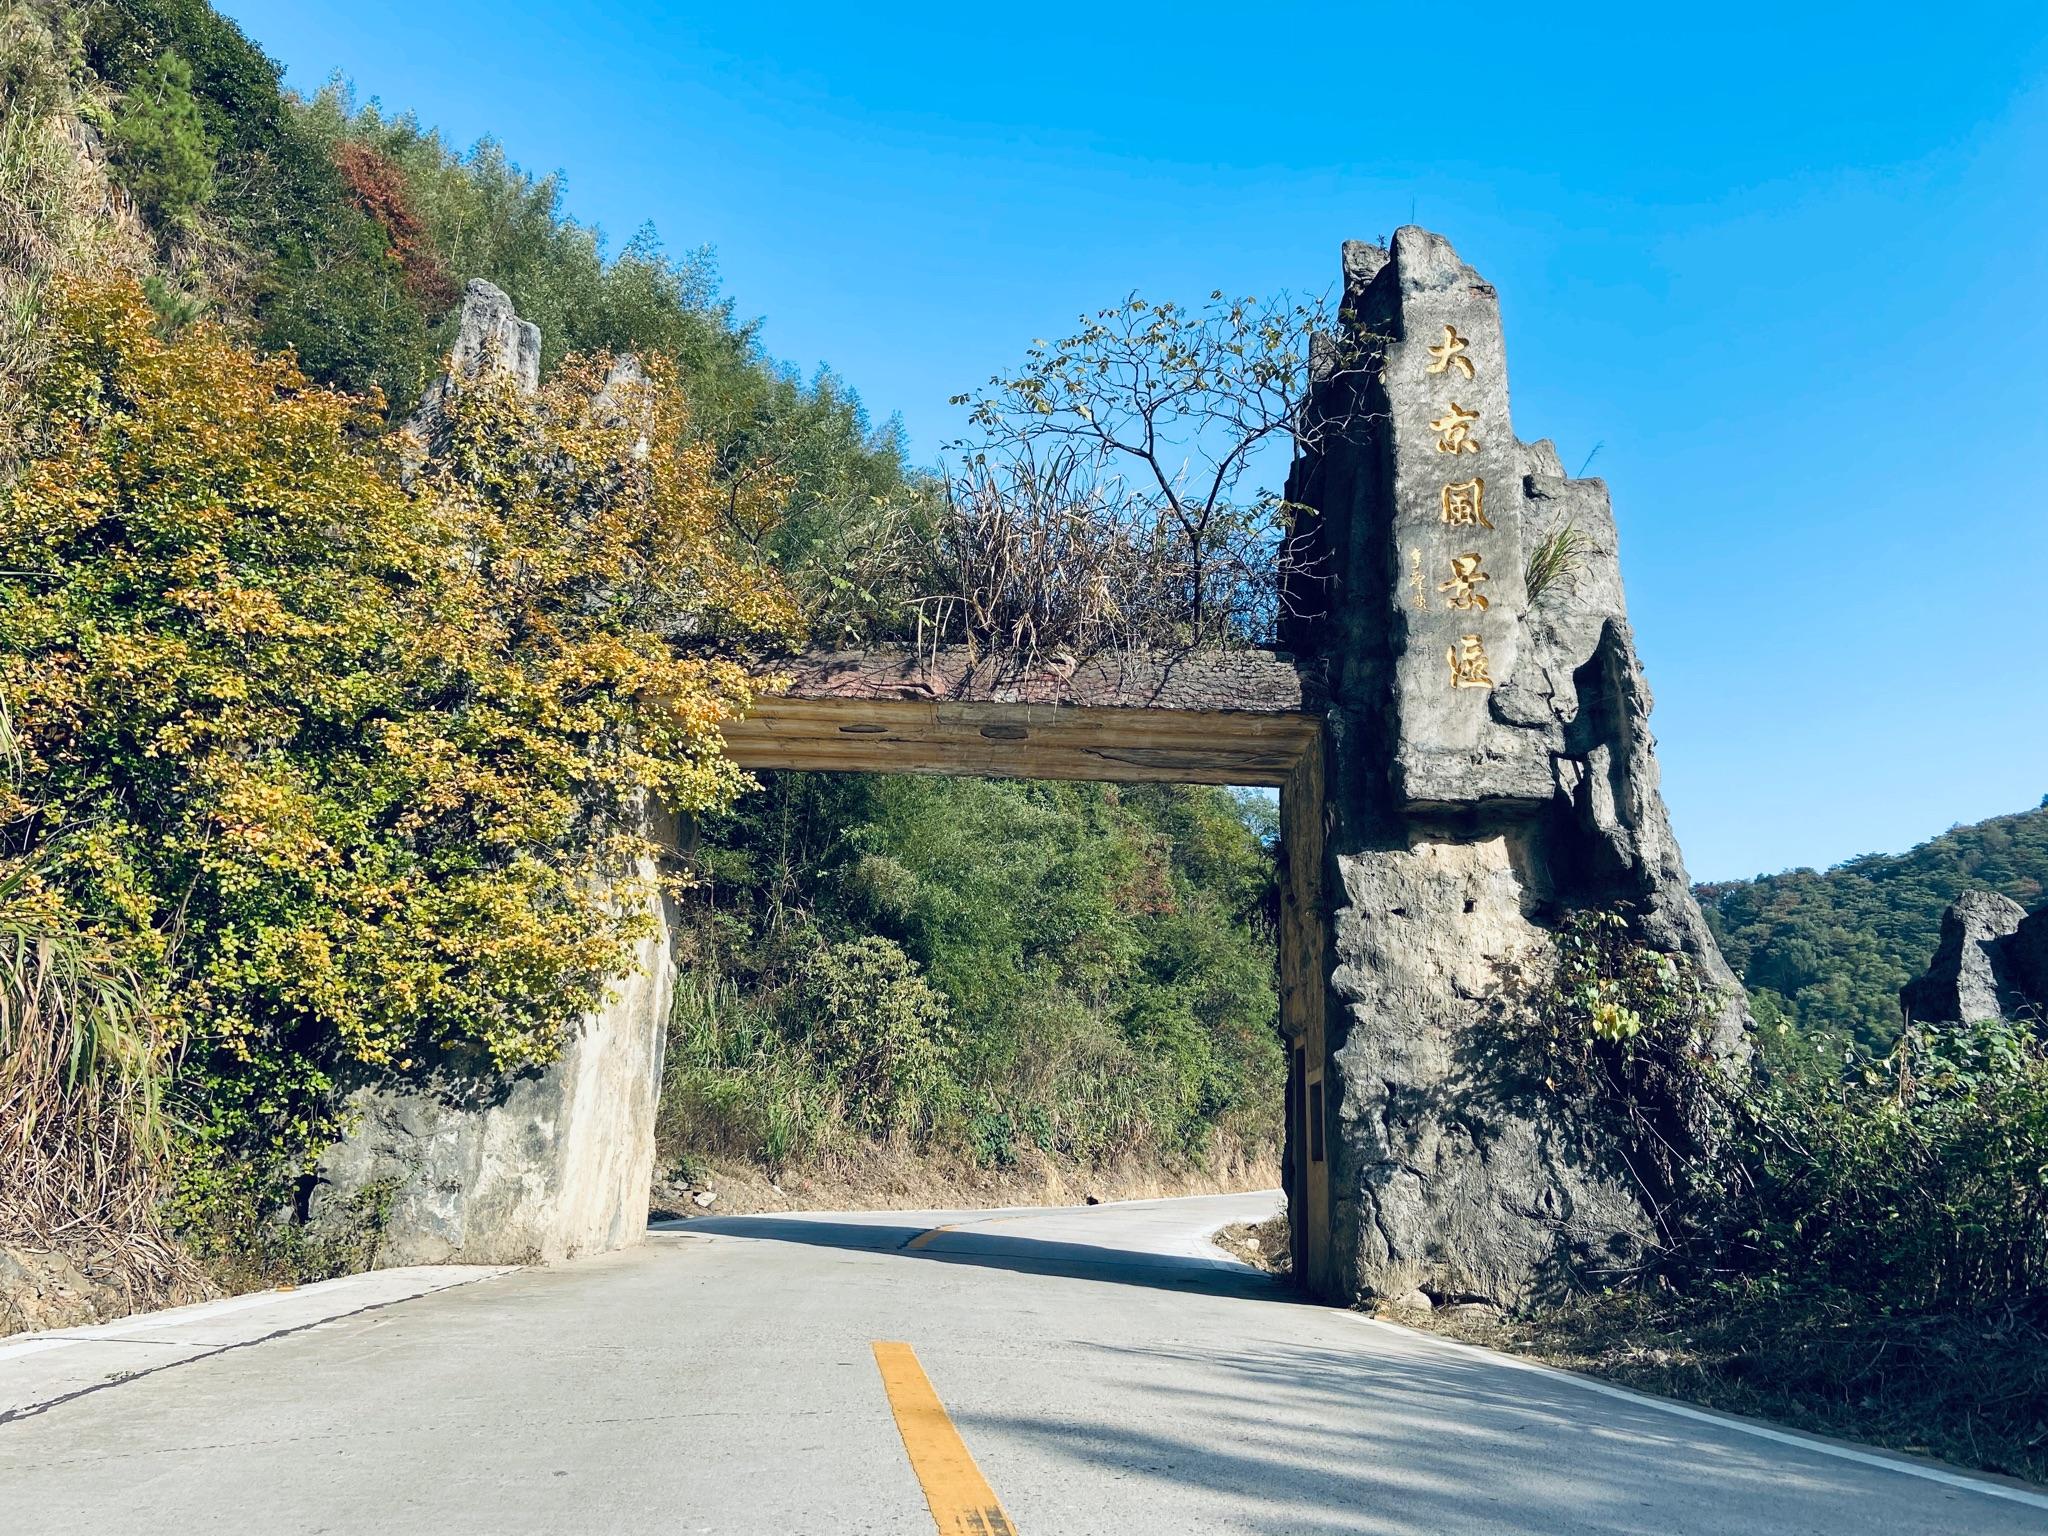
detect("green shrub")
[1528,908,1727,1242]
[1532,907,2048,1317]
[1709,1018,2048,1312]
[798,936,951,1139]
[2,278,792,1229]
[107,48,210,227]
[659,967,835,1169]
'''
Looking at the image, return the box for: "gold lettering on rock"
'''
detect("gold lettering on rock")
[1440,478,1490,528]
[1425,324,1474,379]
[1430,401,1480,454]
[1409,548,1428,610]
[1448,633,1495,690]
[1439,553,1490,611]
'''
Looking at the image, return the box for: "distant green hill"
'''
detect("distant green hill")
[1697,800,2048,1051]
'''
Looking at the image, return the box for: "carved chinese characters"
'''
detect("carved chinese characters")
[1354,228,1533,802]
[1447,633,1494,689]
[1424,323,1474,379]
[1438,553,1490,611]
[1440,478,1490,529]
[1421,326,1498,689]
[1429,400,1480,455]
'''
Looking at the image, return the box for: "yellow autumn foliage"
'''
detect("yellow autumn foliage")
[0,276,797,1177]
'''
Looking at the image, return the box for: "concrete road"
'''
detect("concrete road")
[2,1191,2041,1534]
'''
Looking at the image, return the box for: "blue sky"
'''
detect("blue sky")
[221,1,2048,882]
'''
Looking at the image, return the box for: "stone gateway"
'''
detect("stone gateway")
[312,230,1752,1308]
[1281,229,1749,1304]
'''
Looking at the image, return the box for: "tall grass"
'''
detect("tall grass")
[0,1,147,462]
[0,703,191,1299]
[1,10,88,337]
[1523,519,1589,607]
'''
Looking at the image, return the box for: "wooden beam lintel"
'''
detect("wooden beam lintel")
[721,701,1321,787]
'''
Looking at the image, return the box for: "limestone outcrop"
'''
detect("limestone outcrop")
[308,293,675,1268]
[423,278,541,401]
[307,863,674,1265]
[400,279,544,481]
[1285,228,1751,1307]
[1900,890,2047,1026]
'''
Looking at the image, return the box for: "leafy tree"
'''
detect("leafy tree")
[330,139,457,314]
[86,1,436,406]
[304,85,922,610]
[0,277,793,1214]
[106,47,211,228]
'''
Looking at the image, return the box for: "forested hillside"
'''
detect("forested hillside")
[667,775,1282,1185]
[1698,800,2048,1050]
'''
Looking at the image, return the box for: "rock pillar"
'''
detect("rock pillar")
[1286,228,1750,1307]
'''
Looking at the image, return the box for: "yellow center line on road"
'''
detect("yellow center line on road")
[870,1340,1019,1536]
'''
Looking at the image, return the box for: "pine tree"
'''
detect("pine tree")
[109,50,213,228]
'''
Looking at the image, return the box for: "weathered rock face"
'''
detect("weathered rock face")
[308,865,674,1265]
[402,279,544,477]
[1286,228,1750,1307]
[432,278,541,397]
[1900,890,2040,1025]
[0,1246,127,1336]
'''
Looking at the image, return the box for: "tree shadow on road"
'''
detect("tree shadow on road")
[656,1213,1302,1303]
[957,1336,2036,1536]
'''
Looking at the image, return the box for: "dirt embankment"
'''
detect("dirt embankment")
[651,1140,1278,1221]
[1210,1212,1291,1276]
[1,1243,214,1337]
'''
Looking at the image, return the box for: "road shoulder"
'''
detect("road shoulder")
[0,1264,515,1422]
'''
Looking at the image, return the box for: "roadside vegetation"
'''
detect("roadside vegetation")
[661,773,1283,1200]
[1413,907,2048,1483]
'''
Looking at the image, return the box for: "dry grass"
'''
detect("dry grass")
[1211,1211,1291,1277]
[0,859,198,1306]
[0,1,153,461]
[908,445,1312,669]
[0,692,200,1319]
[652,1137,1279,1222]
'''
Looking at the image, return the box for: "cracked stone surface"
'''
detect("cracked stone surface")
[1289,227,1752,1307]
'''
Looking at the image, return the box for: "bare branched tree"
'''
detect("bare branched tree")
[941,289,1367,655]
